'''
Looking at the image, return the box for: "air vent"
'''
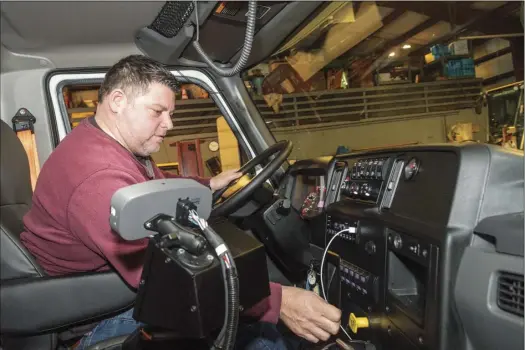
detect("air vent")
[381,159,404,210]
[326,162,347,205]
[497,272,524,317]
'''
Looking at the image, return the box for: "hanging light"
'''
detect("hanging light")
[388,52,396,57]
[402,44,412,49]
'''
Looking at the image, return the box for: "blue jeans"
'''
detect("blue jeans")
[76,308,295,349]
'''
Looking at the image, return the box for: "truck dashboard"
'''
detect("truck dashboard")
[265,142,524,350]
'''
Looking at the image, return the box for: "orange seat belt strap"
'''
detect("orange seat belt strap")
[12,108,40,191]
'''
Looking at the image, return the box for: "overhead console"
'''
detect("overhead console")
[319,143,524,350]
[134,0,318,67]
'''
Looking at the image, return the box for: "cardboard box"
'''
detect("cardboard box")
[425,53,435,64]
[448,40,469,56]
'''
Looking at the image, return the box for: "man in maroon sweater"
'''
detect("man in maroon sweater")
[21,55,341,349]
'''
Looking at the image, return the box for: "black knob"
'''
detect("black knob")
[393,234,403,249]
[360,183,379,199]
[277,199,291,215]
[365,241,376,255]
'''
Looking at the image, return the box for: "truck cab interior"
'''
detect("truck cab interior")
[1,1,524,350]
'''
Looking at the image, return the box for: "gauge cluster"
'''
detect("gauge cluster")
[300,190,322,218]
[340,157,392,203]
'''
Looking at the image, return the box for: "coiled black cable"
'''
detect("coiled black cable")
[192,1,257,76]
[212,252,239,350]
[222,263,240,349]
[194,215,239,350]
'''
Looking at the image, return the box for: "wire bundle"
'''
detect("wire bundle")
[188,209,238,349]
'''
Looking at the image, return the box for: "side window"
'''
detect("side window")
[62,83,247,177]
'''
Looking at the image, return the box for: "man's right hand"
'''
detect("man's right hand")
[279,285,342,343]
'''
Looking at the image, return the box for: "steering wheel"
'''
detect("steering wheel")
[210,140,293,217]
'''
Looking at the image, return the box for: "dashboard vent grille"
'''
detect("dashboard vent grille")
[497,272,524,317]
[381,159,403,210]
[327,162,346,204]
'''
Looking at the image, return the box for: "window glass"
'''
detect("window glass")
[242,1,523,160]
[62,83,248,176]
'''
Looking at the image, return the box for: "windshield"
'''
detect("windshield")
[242,1,524,161]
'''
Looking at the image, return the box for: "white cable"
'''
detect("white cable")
[320,228,353,341]
[189,210,206,230]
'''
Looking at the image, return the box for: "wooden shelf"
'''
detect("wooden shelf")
[68,107,96,113]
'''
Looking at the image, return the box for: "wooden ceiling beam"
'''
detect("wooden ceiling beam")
[376,1,476,25]
[378,1,522,37]
[373,17,441,57]
[336,8,406,61]
[352,17,442,79]
[409,1,522,57]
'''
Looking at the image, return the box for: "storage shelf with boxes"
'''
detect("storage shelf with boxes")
[422,40,476,80]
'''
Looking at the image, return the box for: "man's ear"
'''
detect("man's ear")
[107,89,128,114]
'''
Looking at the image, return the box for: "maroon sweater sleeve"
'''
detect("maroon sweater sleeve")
[67,167,148,289]
[244,282,282,324]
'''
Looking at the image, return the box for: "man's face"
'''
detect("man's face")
[114,82,175,157]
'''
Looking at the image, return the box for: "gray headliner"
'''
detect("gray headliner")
[1,1,163,52]
[0,1,165,71]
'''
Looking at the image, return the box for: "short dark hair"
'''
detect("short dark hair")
[98,55,180,103]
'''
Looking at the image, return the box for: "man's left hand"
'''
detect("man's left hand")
[210,169,242,191]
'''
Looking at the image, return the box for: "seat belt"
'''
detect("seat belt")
[12,108,40,191]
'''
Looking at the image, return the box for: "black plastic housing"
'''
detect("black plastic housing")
[133,219,270,338]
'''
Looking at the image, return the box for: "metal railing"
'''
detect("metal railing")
[68,79,483,138]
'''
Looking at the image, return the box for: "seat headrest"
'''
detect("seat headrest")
[0,119,33,207]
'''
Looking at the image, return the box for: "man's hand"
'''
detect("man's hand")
[280,286,341,343]
[209,169,242,191]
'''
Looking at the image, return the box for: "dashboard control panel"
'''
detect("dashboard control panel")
[325,215,386,313]
[326,216,358,241]
[340,157,392,203]
[387,229,431,267]
[340,260,380,303]
[351,157,389,180]
[292,143,523,350]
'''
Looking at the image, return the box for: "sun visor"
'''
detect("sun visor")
[135,1,217,65]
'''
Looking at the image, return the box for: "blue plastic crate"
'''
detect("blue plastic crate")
[446,60,462,77]
[460,58,475,77]
[430,44,450,58]
[462,66,475,77]
[445,59,475,78]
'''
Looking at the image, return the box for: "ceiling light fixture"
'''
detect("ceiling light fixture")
[402,44,411,49]
[389,52,396,57]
